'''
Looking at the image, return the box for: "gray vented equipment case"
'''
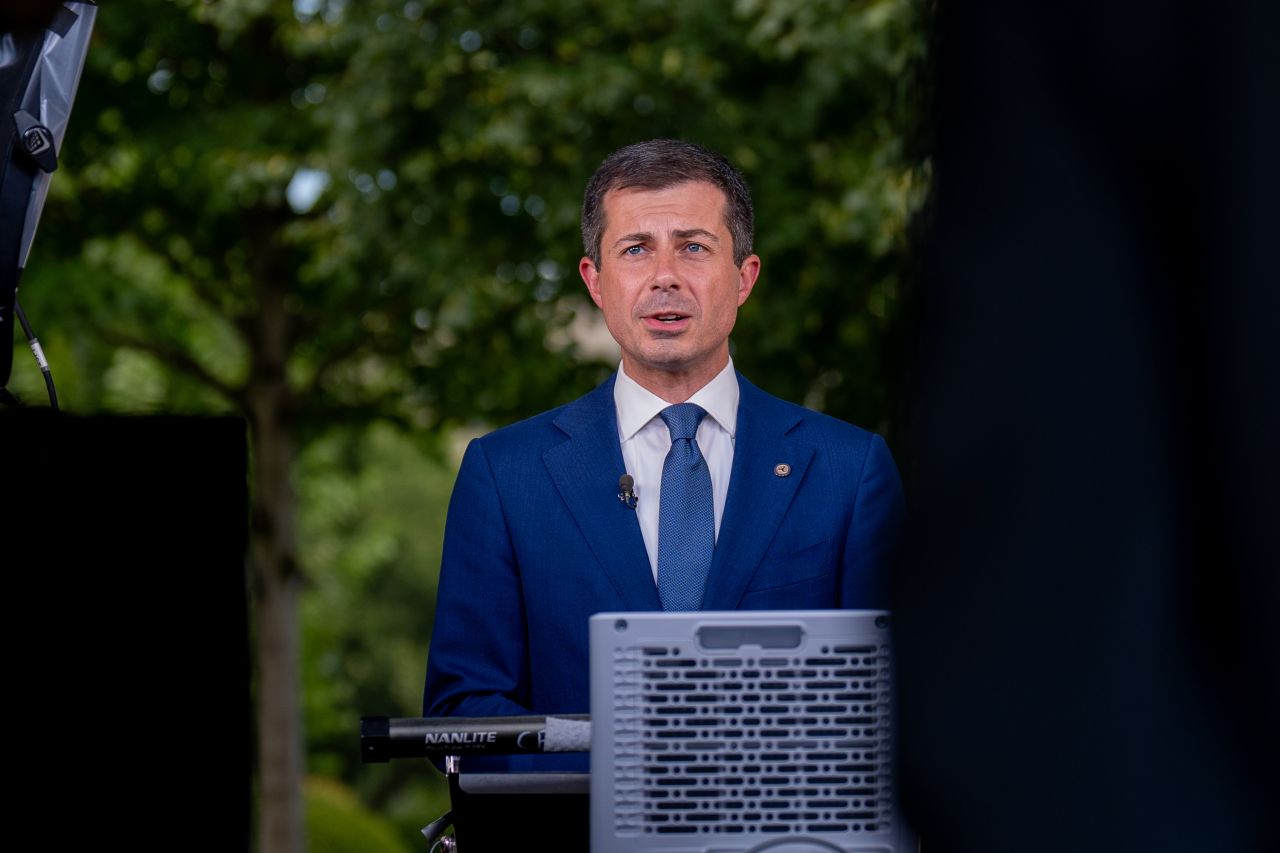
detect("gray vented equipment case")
[590,610,915,853]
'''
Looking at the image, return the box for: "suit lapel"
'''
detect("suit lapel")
[543,376,662,611]
[701,376,814,609]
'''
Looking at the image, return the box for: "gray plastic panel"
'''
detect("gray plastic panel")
[590,611,914,853]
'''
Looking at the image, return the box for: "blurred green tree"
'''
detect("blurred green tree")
[14,0,926,849]
[305,775,413,853]
[295,422,456,842]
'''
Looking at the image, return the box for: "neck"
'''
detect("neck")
[622,354,729,404]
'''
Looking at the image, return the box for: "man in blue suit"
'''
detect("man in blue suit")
[423,141,903,764]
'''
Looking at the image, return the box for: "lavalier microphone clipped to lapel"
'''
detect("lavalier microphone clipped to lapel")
[617,474,638,510]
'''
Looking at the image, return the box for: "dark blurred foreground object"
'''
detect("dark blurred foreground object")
[1,1,96,401]
[896,2,1280,852]
[3,411,250,850]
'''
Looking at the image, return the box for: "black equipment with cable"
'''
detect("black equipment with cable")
[360,714,591,852]
[0,1,96,407]
[360,714,591,763]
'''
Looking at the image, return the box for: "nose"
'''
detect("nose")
[651,248,680,290]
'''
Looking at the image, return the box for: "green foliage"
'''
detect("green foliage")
[298,423,456,844]
[305,0,927,433]
[19,0,925,428]
[297,422,453,776]
[305,775,416,853]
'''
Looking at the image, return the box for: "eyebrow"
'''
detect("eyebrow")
[611,229,722,249]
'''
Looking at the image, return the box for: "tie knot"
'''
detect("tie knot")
[660,403,707,442]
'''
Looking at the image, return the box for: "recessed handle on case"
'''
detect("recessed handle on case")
[696,624,804,650]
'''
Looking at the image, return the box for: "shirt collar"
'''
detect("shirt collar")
[615,359,739,441]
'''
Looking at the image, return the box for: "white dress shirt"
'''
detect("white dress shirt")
[614,359,738,582]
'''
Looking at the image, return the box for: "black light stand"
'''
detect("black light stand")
[0,1,96,407]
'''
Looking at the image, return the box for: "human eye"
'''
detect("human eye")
[685,242,706,254]
[623,244,646,256]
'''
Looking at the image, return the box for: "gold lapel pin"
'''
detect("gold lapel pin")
[774,463,791,477]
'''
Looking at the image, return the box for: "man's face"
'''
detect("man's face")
[579,181,760,396]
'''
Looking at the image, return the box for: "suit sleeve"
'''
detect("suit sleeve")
[423,439,534,718]
[841,433,905,609]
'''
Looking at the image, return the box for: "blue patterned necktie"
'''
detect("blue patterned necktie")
[657,403,715,611]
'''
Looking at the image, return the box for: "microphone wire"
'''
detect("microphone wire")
[15,296,57,411]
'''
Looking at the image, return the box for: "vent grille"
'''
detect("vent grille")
[610,641,893,837]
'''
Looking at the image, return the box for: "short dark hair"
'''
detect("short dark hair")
[581,139,754,267]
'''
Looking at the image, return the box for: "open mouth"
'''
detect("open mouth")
[639,304,694,331]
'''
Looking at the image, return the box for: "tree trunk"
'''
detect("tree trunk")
[252,424,303,853]
[247,214,303,853]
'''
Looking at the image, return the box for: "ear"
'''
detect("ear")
[736,254,761,306]
[580,256,604,309]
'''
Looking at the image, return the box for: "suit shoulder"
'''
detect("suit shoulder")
[795,406,882,449]
[797,408,892,474]
[746,381,883,449]
[470,404,569,458]
[741,382,897,489]
[468,375,615,461]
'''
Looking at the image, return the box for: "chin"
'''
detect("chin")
[635,344,694,369]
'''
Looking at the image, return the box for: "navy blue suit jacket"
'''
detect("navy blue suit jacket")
[423,373,903,762]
